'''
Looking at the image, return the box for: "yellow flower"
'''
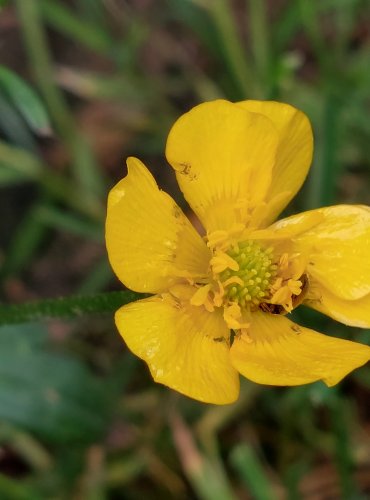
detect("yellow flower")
[106,100,370,405]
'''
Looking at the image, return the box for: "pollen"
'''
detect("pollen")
[217,241,277,307]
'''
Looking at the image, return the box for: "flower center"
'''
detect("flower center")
[218,241,277,307]
[188,231,308,333]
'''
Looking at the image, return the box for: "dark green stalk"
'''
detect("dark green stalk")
[0,291,145,326]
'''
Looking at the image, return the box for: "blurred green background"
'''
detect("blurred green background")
[0,0,370,498]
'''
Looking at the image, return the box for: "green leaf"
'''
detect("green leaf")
[0,65,51,136]
[0,164,26,186]
[0,89,38,151]
[0,474,43,500]
[0,323,110,443]
[40,0,115,56]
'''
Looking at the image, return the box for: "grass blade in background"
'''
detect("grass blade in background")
[327,392,360,499]
[0,164,26,186]
[305,94,341,209]
[230,443,277,500]
[0,140,103,219]
[0,201,48,280]
[35,205,103,242]
[248,0,271,98]
[170,411,237,500]
[0,475,42,500]
[0,65,51,136]
[199,0,257,99]
[15,0,107,198]
[40,0,114,57]
[77,258,112,294]
[0,90,38,152]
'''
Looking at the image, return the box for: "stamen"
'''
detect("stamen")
[223,303,250,330]
[222,276,244,288]
[210,252,239,273]
[190,284,212,308]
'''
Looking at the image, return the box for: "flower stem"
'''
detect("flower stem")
[0,291,145,326]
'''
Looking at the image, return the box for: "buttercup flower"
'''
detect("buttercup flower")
[106,100,370,404]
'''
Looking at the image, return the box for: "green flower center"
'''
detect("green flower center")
[220,241,277,307]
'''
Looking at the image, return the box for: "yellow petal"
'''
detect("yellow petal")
[250,209,324,240]
[305,281,370,328]
[230,311,370,386]
[106,157,210,294]
[115,295,239,404]
[165,100,279,233]
[237,100,313,226]
[291,205,370,300]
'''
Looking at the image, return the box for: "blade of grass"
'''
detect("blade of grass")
[0,65,51,136]
[0,165,25,186]
[230,444,276,500]
[201,0,257,99]
[0,422,52,472]
[106,455,146,487]
[168,0,221,55]
[298,0,331,75]
[170,411,237,500]
[248,0,271,98]
[15,0,106,197]
[0,201,103,281]
[0,90,38,152]
[40,0,114,56]
[0,201,47,279]
[35,205,103,242]
[195,379,260,448]
[77,258,112,295]
[284,461,310,500]
[0,475,42,500]
[272,1,301,54]
[327,392,360,499]
[73,446,106,500]
[0,140,103,220]
[191,382,262,500]
[320,94,342,206]
[305,94,341,208]
[77,0,107,25]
